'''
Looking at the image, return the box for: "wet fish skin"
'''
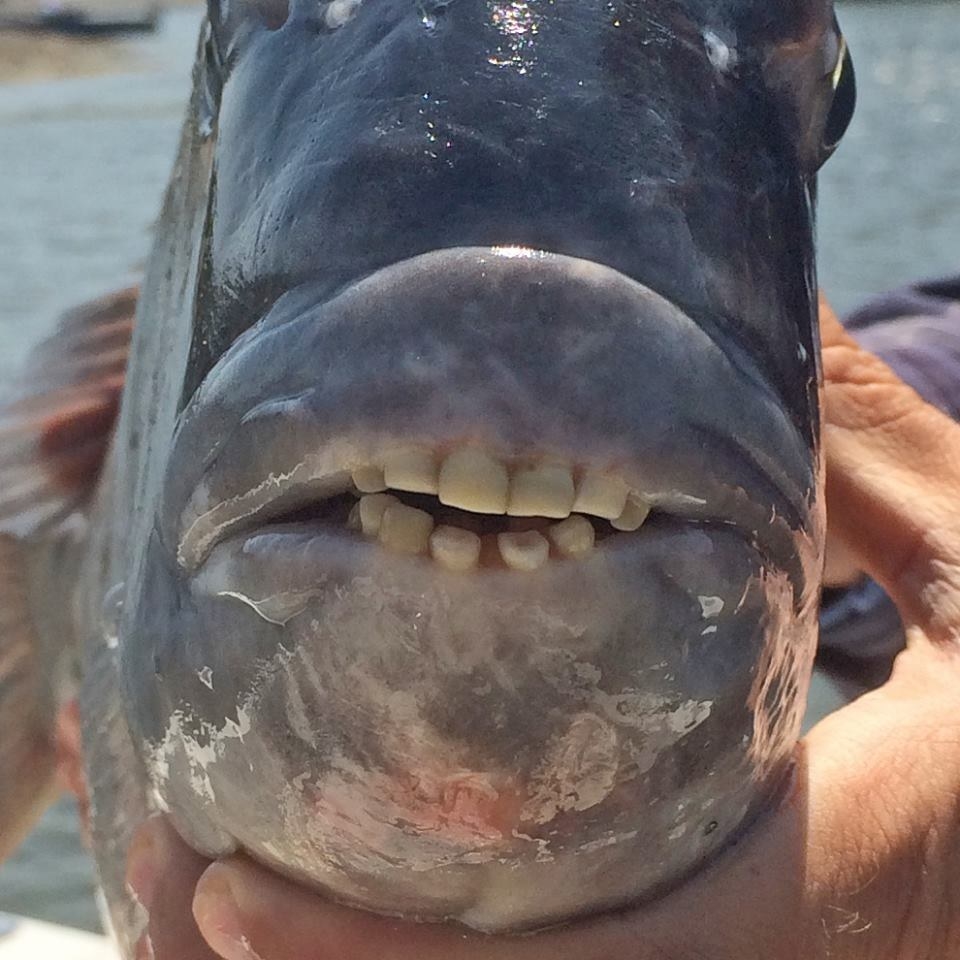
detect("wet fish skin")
[0,0,856,952]
[113,0,850,932]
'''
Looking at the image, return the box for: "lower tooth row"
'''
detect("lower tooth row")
[348,495,598,571]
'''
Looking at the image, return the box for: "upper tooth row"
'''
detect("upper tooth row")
[351,449,650,530]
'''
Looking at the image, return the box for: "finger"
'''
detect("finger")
[820,297,960,648]
[125,816,220,960]
[194,856,638,960]
[193,838,804,960]
[194,860,517,960]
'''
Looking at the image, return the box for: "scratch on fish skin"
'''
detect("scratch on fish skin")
[823,905,873,936]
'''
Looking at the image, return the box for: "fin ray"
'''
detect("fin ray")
[0,287,137,536]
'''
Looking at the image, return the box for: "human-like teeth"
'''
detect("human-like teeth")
[438,448,509,514]
[611,496,651,532]
[378,502,434,555]
[383,449,439,495]
[351,465,387,493]
[547,515,595,558]
[507,463,575,518]
[429,525,482,572]
[497,531,549,571]
[349,493,401,536]
[572,472,629,520]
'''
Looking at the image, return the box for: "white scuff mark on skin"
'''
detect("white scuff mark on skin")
[149,701,254,811]
[511,829,554,862]
[698,595,724,618]
[150,712,217,805]
[324,0,362,30]
[101,582,125,650]
[701,625,718,636]
[283,655,317,744]
[521,713,618,824]
[224,705,252,740]
[703,28,739,74]
[197,666,214,690]
[595,688,713,734]
[578,830,637,855]
[665,699,713,735]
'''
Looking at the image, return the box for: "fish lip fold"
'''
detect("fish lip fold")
[174,445,769,578]
[166,247,817,578]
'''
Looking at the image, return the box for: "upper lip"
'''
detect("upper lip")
[160,247,817,582]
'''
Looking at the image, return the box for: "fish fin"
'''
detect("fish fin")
[0,286,138,536]
[0,534,60,861]
[0,286,137,859]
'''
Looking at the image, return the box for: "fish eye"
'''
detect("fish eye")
[819,39,856,162]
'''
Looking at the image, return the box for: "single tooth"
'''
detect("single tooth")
[573,472,629,520]
[379,502,434,555]
[352,465,387,493]
[383,449,439,494]
[611,496,651,532]
[430,525,482,572]
[357,493,400,536]
[438,448,509,514]
[547,515,596,558]
[497,531,549,572]
[507,464,575,518]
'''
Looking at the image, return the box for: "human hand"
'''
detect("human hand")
[125,299,960,960]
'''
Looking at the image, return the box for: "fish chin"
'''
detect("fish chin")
[121,248,821,931]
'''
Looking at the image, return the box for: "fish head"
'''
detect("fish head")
[120,0,855,932]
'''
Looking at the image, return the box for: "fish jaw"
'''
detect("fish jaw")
[118,248,822,930]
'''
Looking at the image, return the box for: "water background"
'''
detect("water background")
[0,0,958,933]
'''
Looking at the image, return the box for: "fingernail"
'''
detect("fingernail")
[195,872,259,960]
[126,822,159,912]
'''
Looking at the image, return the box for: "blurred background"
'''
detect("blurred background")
[0,0,957,936]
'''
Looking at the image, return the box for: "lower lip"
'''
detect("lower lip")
[191,514,761,628]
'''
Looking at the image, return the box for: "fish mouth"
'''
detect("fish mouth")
[168,246,816,593]
[180,443,733,582]
[181,445,744,627]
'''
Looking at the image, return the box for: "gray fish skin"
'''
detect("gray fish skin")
[63,0,852,948]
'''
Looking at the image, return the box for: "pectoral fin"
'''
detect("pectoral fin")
[0,285,137,535]
[0,287,137,859]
